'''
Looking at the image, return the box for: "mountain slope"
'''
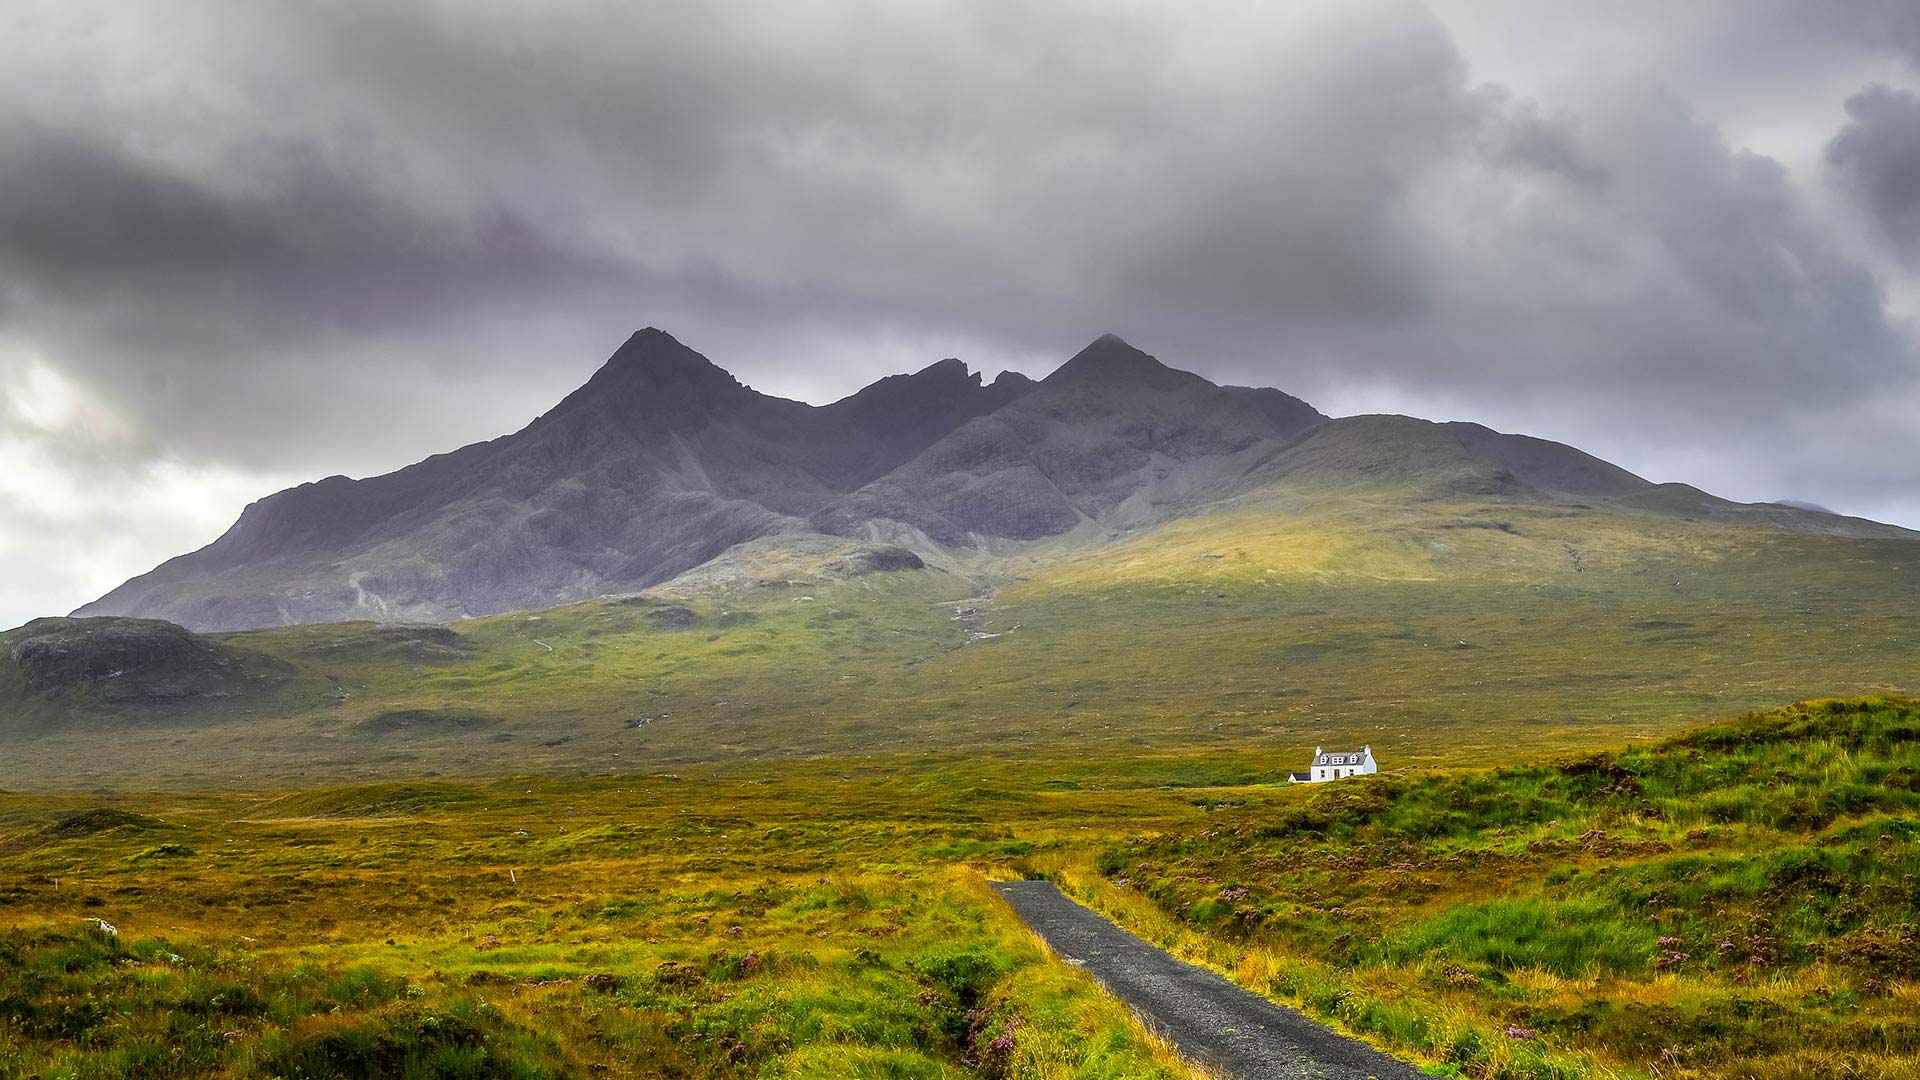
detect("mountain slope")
[1216,414,1913,541]
[76,329,1908,633]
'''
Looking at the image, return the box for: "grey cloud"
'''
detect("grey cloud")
[0,119,632,470]
[1827,85,1920,263]
[1157,84,1911,450]
[4,2,1507,473]
[0,0,1918,627]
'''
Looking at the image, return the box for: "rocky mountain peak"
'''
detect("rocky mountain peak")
[603,327,740,384]
[808,354,1037,489]
[1046,333,1188,388]
[915,356,977,385]
[828,356,989,412]
[548,326,749,426]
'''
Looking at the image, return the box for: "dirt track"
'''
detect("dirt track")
[992,880,1423,1080]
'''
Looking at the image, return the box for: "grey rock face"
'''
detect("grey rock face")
[810,335,1328,544]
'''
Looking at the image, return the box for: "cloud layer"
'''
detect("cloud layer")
[5,0,1920,627]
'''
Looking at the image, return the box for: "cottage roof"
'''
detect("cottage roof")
[1313,747,1372,767]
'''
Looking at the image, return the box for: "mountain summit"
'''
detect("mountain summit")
[78,331,1906,632]
[1049,333,1181,382]
[808,335,1325,543]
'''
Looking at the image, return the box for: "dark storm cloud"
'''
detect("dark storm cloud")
[0,117,639,469]
[4,2,1513,472]
[6,0,1920,628]
[1827,85,1920,263]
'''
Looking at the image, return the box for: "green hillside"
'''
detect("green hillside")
[5,492,1918,790]
[1050,696,1920,1078]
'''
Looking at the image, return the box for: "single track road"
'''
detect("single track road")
[992,880,1425,1080]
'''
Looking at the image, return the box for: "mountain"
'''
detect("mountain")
[78,330,1034,631]
[77,330,1907,633]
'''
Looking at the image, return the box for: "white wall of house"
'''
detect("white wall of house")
[1308,746,1377,782]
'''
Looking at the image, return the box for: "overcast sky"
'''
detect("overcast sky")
[6,1,1920,630]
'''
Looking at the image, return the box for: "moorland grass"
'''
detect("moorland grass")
[1064,697,1920,1079]
[0,761,1231,1079]
[4,699,1917,1077]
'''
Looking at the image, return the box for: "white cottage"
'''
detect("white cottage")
[1292,746,1378,783]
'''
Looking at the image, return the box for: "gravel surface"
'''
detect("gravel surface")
[993,880,1424,1080]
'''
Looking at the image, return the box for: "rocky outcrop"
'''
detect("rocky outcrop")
[825,546,926,576]
[4,616,289,704]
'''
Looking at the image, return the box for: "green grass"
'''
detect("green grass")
[1067,696,1920,1079]
[0,765,1215,1079]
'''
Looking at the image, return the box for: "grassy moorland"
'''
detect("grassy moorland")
[0,760,1229,1080]
[2,699,1916,1078]
[6,499,1918,790]
[4,496,1919,1077]
[1043,697,1920,1080]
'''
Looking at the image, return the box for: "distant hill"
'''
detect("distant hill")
[76,330,1910,633]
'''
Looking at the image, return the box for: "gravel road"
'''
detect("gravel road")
[992,880,1425,1080]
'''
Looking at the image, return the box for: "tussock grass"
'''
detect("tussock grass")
[3,697,1915,1078]
[1090,697,1920,1079]
[0,767,1223,1078]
